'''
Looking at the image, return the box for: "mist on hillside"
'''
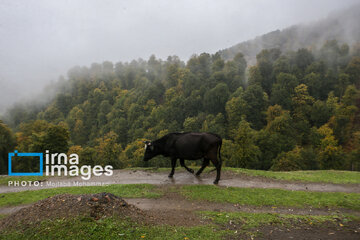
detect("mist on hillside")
[0,0,359,113]
[220,4,360,64]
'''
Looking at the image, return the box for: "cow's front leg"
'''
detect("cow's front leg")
[180,158,194,174]
[168,158,177,178]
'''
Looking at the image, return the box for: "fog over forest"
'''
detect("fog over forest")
[1,0,360,173]
[0,0,359,113]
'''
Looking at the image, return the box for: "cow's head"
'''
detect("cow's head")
[143,141,158,161]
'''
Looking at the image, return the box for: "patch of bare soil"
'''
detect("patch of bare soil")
[0,193,146,231]
[0,192,208,230]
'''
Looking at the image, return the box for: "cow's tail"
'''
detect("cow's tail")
[218,139,222,166]
[209,139,223,172]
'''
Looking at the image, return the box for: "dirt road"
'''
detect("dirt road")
[0,169,359,194]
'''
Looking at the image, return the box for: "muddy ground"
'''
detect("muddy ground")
[0,170,359,239]
[0,188,359,239]
[1,169,359,193]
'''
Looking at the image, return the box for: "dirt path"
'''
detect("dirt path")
[0,169,359,194]
[0,205,31,215]
[1,187,359,217]
[125,198,360,217]
[1,173,359,239]
[1,190,359,240]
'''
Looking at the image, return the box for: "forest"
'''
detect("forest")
[1,39,360,174]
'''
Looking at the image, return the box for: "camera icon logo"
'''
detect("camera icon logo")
[8,150,43,176]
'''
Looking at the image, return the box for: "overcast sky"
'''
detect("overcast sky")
[0,0,359,113]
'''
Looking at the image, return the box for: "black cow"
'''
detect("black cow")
[143,132,222,184]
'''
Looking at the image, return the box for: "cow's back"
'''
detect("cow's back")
[173,132,221,160]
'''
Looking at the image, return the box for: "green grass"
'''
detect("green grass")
[0,184,162,207]
[0,216,225,240]
[226,168,360,184]
[1,212,358,240]
[181,185,360,210]
[0,176,48,186]
[0,214,7,220]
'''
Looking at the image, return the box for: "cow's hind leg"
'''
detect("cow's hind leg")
[210,158,222,184]
[168,158,177,178]
[196,158,209,176]
[180,158,194,174]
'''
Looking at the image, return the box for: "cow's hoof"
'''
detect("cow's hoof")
[213,180,219,184]
[188,169,194,174]
[168,174,174,178]
[195,172,201,176]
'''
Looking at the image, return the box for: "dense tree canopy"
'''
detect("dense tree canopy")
[2,40,360,172]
